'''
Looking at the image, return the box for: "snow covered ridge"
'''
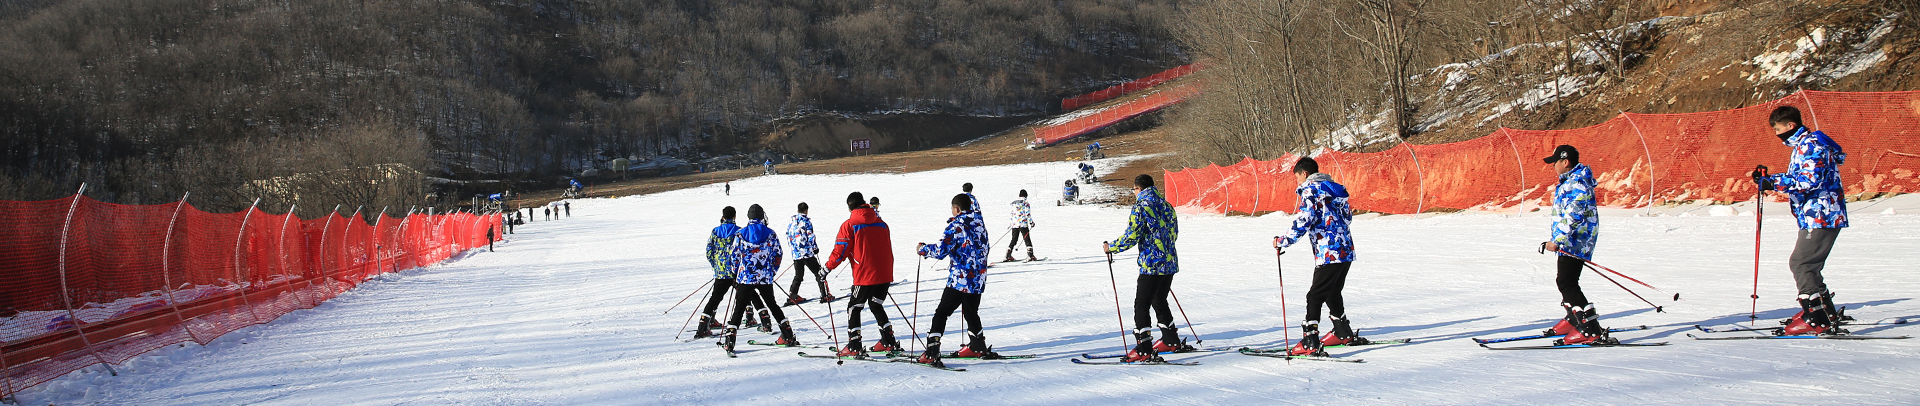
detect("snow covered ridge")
[10,160,1916,404]
[1166,90,1920,216]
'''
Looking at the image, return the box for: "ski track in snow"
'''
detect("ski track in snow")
[14,158,1920,405]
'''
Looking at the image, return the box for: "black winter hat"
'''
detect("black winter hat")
[1543,145,1579,164]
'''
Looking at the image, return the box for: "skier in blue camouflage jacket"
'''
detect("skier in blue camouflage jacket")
[721,204,799,353]
[1104,174,1190,362]
[784,203,833,305]
[913,194,1000,366]
[1750,106,1851,335]
[1539,145,1614,346]
[1273,157,1367,355]
[695,207,770,338]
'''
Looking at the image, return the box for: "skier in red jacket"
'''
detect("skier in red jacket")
[825,192,902,357]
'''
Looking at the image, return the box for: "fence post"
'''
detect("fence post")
[1797,90,1822,131]
[54,184,117,375]
[318,205,340,294]
[233,198,262,323]
[1618,112,1659,214]
[1404,142,1427,214]
[158,192,198,342]
[1498,128,1527,199]
[347,206,362,283]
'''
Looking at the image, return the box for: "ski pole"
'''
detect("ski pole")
[1103,242,1130,355]
[1275,244,1292,354]
[663,278,716,315]
[1550,248,1679,300]
[674,289,708,341]
[770,280,836,349]
[1751,165,1767,325]
[884,292,924,349]
[1585,263,1665,313]
[912,255,924,352]
[1168,289,1201,345]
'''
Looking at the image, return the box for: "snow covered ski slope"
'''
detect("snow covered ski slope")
[14,157,1920,405]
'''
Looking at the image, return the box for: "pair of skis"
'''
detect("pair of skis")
[1473,325,1667,349]
[1068,346,1228,365]
[1235,338,1411,363]
[1688,323,1910,340]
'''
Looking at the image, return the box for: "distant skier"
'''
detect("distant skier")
[696,206,771,338]
[1539,145,1614,346]
[869,196,881,212]
[1273,157,1366,356]
[725,182,731,196]
[961,183,984,232]
[1004,190,1038,262]
[785,202,833,305]
[564,201,570,217]
[915,193,1001,367]
[1749,106,1850,335]
[722,204,800,353]
[825,192,904,357]
[486,226,495,252]
[1104,174,1191,362]
[544,207,551,221]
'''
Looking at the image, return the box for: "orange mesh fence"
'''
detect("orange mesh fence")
[1061,64,1204,111]
[1036,82,1203,147]
[1,196,500,397]
[1166,90,1920,215]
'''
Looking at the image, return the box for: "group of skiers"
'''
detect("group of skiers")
[689,106,1859,364]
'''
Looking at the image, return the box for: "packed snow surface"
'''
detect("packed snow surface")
[15,158,1920,405]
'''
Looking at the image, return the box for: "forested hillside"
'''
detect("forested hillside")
[0,0,1186,215]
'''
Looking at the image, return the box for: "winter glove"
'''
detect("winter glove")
[1749,165,1774,191]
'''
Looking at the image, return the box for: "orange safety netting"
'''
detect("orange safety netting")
[0,196,501,397]
[1165,90,1920,215]
[1061,64,1205,111]
[1036,82,1203,147]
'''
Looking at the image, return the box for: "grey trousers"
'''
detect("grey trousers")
[1789,228,1841,296]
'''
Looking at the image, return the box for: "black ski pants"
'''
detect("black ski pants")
[703,278,768,318]
[728,283,787,327]
[1305,262,1352,322]
[1556,255,1590,307]
[1007,228,1033,250]
[1133,274,1175,334]
[788,257,828,297]
[845,284,895,338]
[928,287,983,337]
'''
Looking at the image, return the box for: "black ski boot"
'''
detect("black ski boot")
[1556,304,1613,345]
[1003,248,1017,263]
[1287,320,1326,356]
[838,330,868,358]
[774,322,800,346]
[870,324,903,354]
[721,327,738,354]
[1784,293,1843,336]
[694,315,717,338]
[1027,247,1038,261]
[1324,315,1370,346]
[755,309,775,333]
[1121,329,1162,362]
[956,332,1002,359]
[1152,323,1194,353]
[917,335,946,367]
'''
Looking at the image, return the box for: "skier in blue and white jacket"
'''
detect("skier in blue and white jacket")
[784,202,832,305]
[696,206,768,338]
[1273,157,1366,355]
[1539,145,1613,346]
[1750,106,1850,335]
[1004,190,1039,262]
[721,204,798,353]
[913,194,999,366]
[1104,174,1190,362]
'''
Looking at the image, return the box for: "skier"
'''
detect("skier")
[696,206,771,338]
[1004,190,1037,262]
[1273,157,1365,356]
[961,183,983,215]
[1539,145,1614,345]
[722,204,800,353]
[825,192,904,357]
[486,226,495,252]
[725,182,731,196]
[1749,106,1851,335]
[785,202,833,305]
[869,196,881,212]
[564,201,570,217]
[915,193,1001,367]
[1104,174,1191,362]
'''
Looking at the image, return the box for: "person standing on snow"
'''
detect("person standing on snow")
[1104,174,1192,362]
[1004,190,1038,262]
[785,202,833,305]
[826,192,904,357]
[722,204,801,353]
[914,194,1002,367]
[868,196,881,213]
[1749,106,1851,336]
[1539,145,1614,346]
[696,206,771,338]
[1273,157,1368,356]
